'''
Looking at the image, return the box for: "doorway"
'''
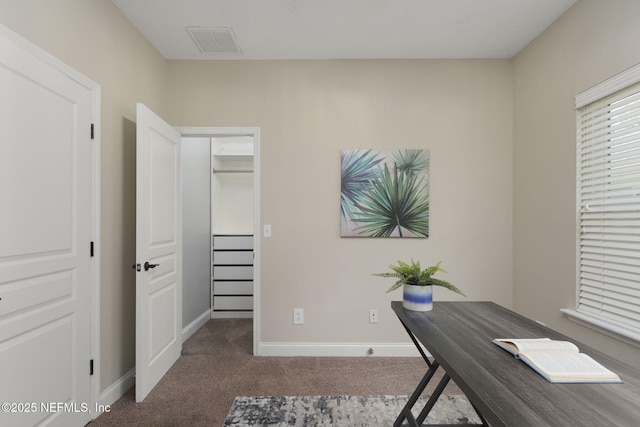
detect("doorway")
[179,127,260,355]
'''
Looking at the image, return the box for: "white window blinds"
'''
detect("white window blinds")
[577,78,640,335]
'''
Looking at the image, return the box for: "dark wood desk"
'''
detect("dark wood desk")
[392,301,640,427]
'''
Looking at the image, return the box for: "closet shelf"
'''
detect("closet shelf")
[212,169,253,174]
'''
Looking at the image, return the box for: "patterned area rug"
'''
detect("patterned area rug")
[223,394,482,426]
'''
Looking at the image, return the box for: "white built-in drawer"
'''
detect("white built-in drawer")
[214,295,253,310]
[213,235,253,250]
[214,281,253,295]
[214,251,253,265]
[213,265,253,280]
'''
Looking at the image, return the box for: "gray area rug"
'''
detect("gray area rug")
[223,394,482,426]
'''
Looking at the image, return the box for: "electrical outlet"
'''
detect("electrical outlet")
[369,309,378,324]
[293,308,304,325]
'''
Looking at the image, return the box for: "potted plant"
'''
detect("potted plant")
[373,260,465,311]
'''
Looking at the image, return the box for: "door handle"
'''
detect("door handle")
[144,261,159,271]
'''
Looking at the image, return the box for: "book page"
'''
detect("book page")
[520,352,621,382]
[493,338,578,355]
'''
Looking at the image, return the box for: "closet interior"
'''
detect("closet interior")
[182,135,255,326]
[211,136,254,318]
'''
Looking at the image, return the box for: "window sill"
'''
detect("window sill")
[560,309,640,349]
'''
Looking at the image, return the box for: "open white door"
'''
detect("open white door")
[135,103,182,402]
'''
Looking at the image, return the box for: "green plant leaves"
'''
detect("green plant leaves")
[352,163,429,237]
[340,149,429,238]
[373,260,466,296]
[340,149,384,224]
[392,149,429,179]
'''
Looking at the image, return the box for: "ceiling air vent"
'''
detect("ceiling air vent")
[187,27,241,54]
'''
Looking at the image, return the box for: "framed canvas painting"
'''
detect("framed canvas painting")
[340,149,429,238]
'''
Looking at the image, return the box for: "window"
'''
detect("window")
[570,64,640,344]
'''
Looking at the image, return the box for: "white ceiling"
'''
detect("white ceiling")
[111,0,577,60]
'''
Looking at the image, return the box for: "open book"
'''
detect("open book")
[492,338,622,384]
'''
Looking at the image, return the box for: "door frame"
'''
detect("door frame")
[176,127,261,355]
[0,24,101,418]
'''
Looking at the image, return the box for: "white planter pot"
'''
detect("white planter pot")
[403,284,433,311]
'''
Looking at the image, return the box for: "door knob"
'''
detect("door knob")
[144,261,159,271]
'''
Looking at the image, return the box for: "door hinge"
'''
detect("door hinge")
[91,123,94,140]
[90,359,94,376]
[90,241,94,257]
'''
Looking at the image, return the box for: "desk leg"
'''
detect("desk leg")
[393,361,441,427]
[416,372,450,425]
[395,316,486,426]
[400,320,432,368]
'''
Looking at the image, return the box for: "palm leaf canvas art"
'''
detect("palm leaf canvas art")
[340,149,429,238]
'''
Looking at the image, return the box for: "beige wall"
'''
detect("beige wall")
[0,0,168,392]
[3,0,638,399]
[167,60,514,344]
[513,0,640,368]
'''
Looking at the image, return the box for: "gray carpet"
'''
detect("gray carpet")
[223,394,482,426]
[91,320,465,426]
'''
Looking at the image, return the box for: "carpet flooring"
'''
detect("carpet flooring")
[89,319,463,426]
[223,395,481,426]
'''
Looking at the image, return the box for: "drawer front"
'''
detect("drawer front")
[214,295,253,311]
[213,235,253,250]
[213,266,253,280]
[214,250,253,265]
[214,281,253,295]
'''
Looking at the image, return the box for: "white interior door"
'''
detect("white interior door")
[135,103,182,402]
[0,27,94,426]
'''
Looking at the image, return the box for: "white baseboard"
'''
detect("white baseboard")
[257,342,430,357]
[182,309,211,343]
[96,368,135,417]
